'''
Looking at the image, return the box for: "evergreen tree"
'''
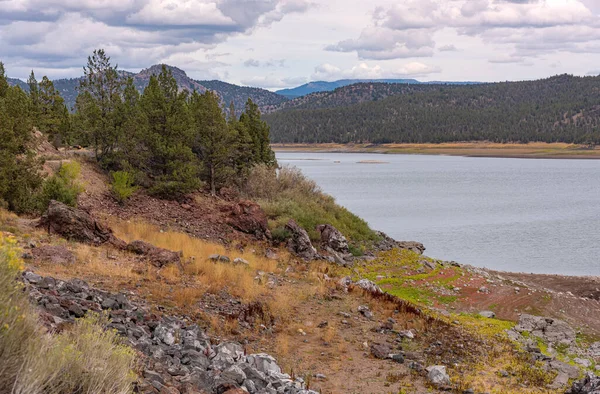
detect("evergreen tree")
[76,49,124,162]
[139,69,200,197]
[38,76,68,145]
[0,64,42,212]
[0,63,8,98]
[240,98,276,166]
[27,70,40,125]
[190,91,235,196]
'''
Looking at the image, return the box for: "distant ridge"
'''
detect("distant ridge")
[264,74,600,145]
[7,64,288,115]
[276,78,480,98]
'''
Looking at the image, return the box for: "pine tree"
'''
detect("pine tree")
[0,63,8,98]
[27,70,40,126]
[0,65,42,212]
[139,70,199,197]
[240,98,276,166]
[190,91,235,196]
[76,49,124,162]
[38,76,68,145]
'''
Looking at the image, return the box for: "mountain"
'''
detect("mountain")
[198,80,287,114]
[266,82,451,114]
[7,65,288,114]
[275,79,420,99]
[264,74,600,144]
[7,77,28,91]
[275,78,480,99]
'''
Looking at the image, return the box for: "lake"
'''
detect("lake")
[276,152,600,276]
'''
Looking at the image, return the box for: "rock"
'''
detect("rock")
[370,343,391,359]
[31,245,76,265]
[226,200,272,240]
[575,358,593,368]
[548,360,580,379]
[479,311,496,319]
[316,224,349,254]
[23,271,42,284]
[209,254,231,263]
[246,353,282,376]
[285,219,318,261]
[590,342,600,358]
[127,240,181,268]
[549,372,571,389]
[232,258,249,266]
[374,231,425,254]
[38,200,122,247]
[355,279,383,294]
[220,365,247,385]
[426,365,451,386]
[357,305,373,319]
[398,330,415,339]
[566,373,600,394]
[516,314,576,345]
[390,354,405,363]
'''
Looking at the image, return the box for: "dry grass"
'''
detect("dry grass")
[111,220,279,302]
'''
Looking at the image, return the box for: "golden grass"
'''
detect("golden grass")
[110,220,279,302]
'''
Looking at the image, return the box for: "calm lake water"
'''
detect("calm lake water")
[276,152,600,276]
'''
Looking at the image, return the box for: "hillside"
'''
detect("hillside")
[7,65,287,114]
[264,74,600,144]
[275,78,480,99]
[275,78,420,98]
[199,79,288,114]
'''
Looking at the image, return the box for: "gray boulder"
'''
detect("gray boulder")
[426,365,451,386]
[38,200,124,247]
[355,279,383,294]
[285,220,318,261]
[316,224,349,254]
[516,314,576,345]
[566,373,600,394]
[479,311,496,319]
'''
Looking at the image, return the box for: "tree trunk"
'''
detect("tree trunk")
[210,165,216,197]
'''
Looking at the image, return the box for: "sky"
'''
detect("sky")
[2,0,600,90]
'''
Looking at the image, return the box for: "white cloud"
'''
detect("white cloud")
[126,1,235,26]
[327,0,600,62]
[438,44,458,51]
[240,74,306,88]
[311,61,441,81]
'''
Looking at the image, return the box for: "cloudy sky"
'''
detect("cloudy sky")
[2,0,600,89]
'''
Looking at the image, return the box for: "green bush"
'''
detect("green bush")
[111,171,138,203]
[271,226,291,244]
[0,234,136,394]
[38,161,84,211]
[244,164,380,244]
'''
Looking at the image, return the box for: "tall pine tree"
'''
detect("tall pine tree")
[190,91,235,196]
[76,49,123,162]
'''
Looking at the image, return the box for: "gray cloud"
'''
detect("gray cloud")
[0,0,312,78]
[327,0,599,62]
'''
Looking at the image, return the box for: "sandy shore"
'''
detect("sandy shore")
[272,142,600,159]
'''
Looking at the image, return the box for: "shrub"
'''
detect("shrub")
[271,226,291,244]
[244,164,379,244]
[0,234,136,393]
[111,171,138,203]
[38,161,84,211]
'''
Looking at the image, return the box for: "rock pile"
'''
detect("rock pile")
[22,271,317,394]
[566,373,600,394]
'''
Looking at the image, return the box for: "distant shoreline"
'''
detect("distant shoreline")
[271,142,600,159]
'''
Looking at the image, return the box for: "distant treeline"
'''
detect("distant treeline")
[264,75,600,144]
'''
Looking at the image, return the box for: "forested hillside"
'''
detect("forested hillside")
[8,65,287,114]
[264,75,600,144]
